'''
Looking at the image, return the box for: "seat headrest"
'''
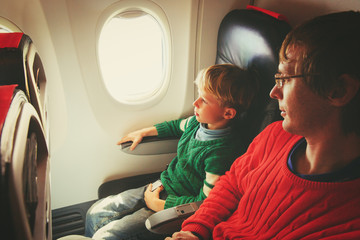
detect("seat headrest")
[215,8,291,147]
[216,8,291,95]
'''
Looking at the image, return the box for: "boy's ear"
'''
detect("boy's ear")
[328,74,360,106]
[224,107,237,120]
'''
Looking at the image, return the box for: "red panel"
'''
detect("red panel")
[0,84,17,130]
[246,5,289,23]
[0,32,24,48]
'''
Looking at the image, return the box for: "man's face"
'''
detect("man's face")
[270,46,334,137]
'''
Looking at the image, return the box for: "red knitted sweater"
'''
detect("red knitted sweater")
[182,121,360,239]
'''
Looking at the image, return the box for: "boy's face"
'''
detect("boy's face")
[193,88,231,130]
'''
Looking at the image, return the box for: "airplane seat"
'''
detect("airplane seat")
[0,33,51,239]
[0,85,51,240]
[88,5,292,237]
[0,33,49,139]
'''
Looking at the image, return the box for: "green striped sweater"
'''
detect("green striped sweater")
[155,116,241,209]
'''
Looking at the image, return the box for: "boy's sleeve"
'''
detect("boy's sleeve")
[203,145,236,175]
[155,116,196,138]
[154,119,184,138]
[164,144,236,209]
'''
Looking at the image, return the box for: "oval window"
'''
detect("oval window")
[98,10,167,104]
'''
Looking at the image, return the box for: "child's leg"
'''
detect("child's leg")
[84,185,147,237]
[92,207,160,240]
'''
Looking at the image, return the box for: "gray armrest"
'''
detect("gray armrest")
[120,136,179,155]
[145,201,203,234]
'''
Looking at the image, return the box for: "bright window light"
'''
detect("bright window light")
[98,11,166,103]
[0,28,10,33]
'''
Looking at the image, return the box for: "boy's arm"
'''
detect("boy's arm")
[180,122,284,239]
[165,143,236,208]
[202,172,220,197]
[155,116,194,138]
[164,172,220,209]
[116,116,192,151]
[180,160,243,239]
[117,126,158,151]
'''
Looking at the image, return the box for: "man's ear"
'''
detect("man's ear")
[328,74,360,107]
[224,107,237,120]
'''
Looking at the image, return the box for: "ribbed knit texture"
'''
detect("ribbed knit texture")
[155,116,242,209]
[182,121,360,239]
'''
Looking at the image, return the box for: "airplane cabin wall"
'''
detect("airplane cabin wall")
[41,0,199,209]
[41,0,249,209]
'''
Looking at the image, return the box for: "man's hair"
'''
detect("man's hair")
[280,11,360,135]
[195,64,259,113]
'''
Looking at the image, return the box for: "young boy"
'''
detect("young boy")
[84,64,258,240]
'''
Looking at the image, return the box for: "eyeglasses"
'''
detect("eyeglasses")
[274,73,306,88]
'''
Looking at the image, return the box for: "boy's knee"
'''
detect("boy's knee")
[58,235,93,240]
[85,205,95,224]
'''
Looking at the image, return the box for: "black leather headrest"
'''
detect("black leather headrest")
[0,33,32,97]
[215,8,291,147]
[216,8,291,95]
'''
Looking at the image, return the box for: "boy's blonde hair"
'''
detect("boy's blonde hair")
[195,64,258,113]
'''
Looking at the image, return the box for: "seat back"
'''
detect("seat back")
[216,6,291,147]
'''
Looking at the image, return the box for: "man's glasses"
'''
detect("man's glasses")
[274,73,306,88]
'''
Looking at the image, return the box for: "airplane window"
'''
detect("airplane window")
[98,10,167,104]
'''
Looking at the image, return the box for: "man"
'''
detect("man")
[166,11,360,240]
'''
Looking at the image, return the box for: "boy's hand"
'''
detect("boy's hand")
[165,231,200,240]
[144,184,165,212]
[117,126,158,151]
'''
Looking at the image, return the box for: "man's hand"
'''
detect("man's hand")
[144,184,165,212]
[165,231,200,240]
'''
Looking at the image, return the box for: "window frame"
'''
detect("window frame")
[95,0,172,106]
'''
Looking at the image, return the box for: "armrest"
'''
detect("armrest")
[120,136,179,155]
[145,201,203,234]
[97,172,161,199]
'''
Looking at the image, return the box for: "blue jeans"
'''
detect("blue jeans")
[85,185,161,240]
